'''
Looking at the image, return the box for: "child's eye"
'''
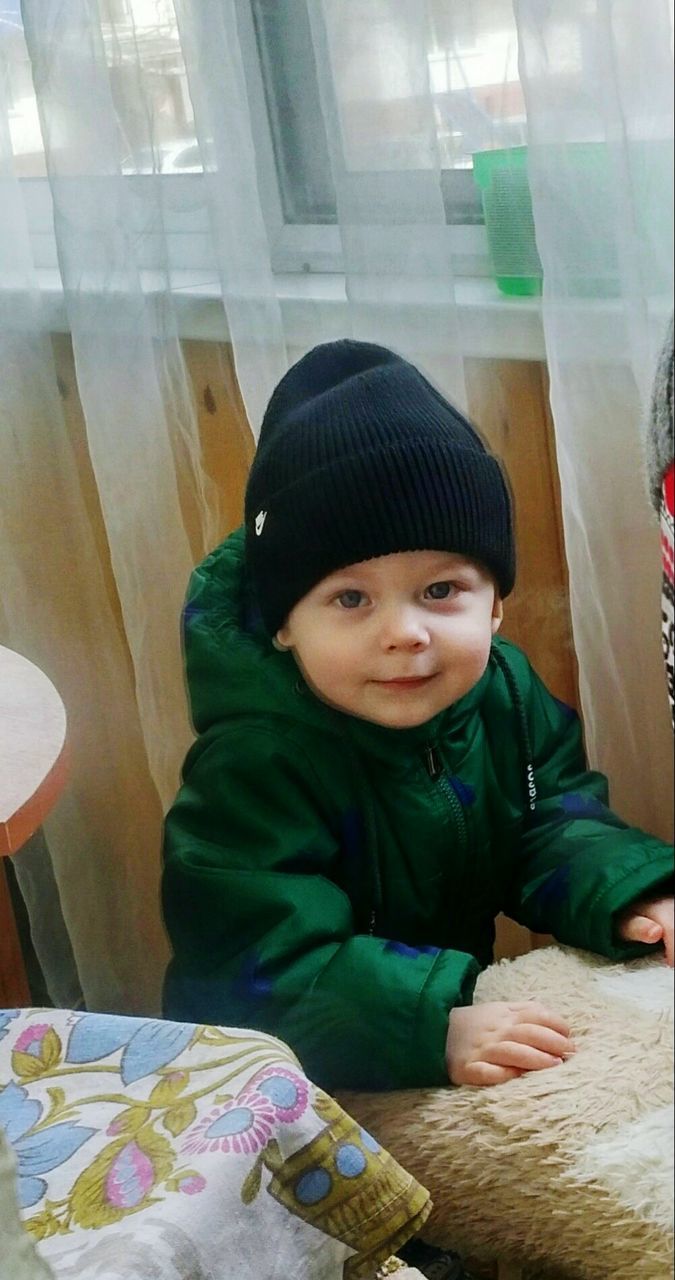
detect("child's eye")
[424,580,456,601]
[336,589,366,609]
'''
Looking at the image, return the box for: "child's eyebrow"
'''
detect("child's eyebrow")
[320,573,365,591]
[425,558,480,576]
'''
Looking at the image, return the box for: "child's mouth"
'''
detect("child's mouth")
[374,675,436,690]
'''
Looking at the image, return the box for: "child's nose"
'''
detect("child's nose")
[380,608,430,652]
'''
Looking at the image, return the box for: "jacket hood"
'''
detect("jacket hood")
[181,526,322,735]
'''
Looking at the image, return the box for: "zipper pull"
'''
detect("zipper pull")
[425,745,442,780]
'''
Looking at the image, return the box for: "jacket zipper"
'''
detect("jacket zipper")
[425,744,467,849]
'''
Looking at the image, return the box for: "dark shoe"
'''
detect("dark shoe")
[397,1239,477,1280]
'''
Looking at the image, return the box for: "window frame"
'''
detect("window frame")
[14,0,494,283]
[234,0,493,278]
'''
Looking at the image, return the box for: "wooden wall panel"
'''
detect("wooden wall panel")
[181,339,255,547]
[466,360,570,958]
[465,358,578,710]
[51,333,131,673]
[51,335,256,632]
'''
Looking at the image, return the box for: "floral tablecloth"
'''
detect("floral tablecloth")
[0,1009,430,1280]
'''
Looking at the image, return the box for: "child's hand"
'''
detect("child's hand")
[617,895,674,966]
[446,1000,574,1086]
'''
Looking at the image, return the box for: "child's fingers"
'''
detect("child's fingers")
[464,1061,523,1086]
[508,1023,575,1058]
[620,914,663,944]
[483,1041,565,1072]
[507,1002,571,1037]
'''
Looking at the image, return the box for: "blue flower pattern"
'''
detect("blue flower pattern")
[0,1008,428,1262]
[0,1010,19,1043]
[66,1015,195,1085]
[0,1081,96,1209]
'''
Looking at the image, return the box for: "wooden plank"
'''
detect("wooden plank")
[466,360,574,958]
[465,358,579,709]
[51,333,132,672]
[181,339,256,547]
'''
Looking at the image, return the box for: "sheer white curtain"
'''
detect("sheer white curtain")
[1,0,220,1011]
[0,0,672,1012]
[0,49,168,1013]
[515,0,674,836]
[305,0,467,405]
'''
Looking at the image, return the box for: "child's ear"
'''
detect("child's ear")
[491,595,504,634]
[273,625,292,651]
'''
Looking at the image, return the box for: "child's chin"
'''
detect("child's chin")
[363,704,439,730]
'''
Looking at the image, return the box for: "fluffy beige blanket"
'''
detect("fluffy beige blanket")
[339,946,674,1280]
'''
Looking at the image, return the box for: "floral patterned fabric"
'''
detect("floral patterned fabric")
[0,1009,430,1280]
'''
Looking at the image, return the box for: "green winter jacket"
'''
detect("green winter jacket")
[162,527,673,1089]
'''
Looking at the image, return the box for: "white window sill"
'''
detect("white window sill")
[7,269,671,363]
[11,268,546,359]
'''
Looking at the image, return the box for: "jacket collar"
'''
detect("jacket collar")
[293,662,492,767]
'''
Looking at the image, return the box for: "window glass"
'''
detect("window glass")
[251,0,525,224]
[1,0,199,177]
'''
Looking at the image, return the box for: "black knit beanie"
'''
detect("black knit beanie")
[245,339,515,635]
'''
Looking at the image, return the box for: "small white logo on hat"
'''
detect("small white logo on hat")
[255,510,267,536]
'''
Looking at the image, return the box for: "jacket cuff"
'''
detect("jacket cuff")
[413,949,480,1087]
[588,856,675,960]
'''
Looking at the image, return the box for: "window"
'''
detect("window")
[240,0,524,271]
[245,0,524,226]
[2,0,199,178]
[2,0,525,277]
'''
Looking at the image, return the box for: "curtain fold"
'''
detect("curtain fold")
[307,0,467,406]
[1,1,222,1009]
[0,47,167,1009]
[21,0,215,809]
[173,0,289,432]
[0,0,672,1009]
[514,0,674,837]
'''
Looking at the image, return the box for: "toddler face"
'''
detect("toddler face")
[276,549,503,729]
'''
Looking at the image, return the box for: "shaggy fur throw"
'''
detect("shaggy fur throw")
[338,947,674,1280]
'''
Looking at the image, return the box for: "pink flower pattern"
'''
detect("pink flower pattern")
[244,1066,309,1123]
[177,1173,207,1195]
[105,1140,156,1209]
[181,1092,276,1156]
[14,1024,50,1057]
[2,1011,341,1240]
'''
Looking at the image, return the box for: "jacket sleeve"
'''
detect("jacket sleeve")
[502,665,674,958]
[162,725,479,1090]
